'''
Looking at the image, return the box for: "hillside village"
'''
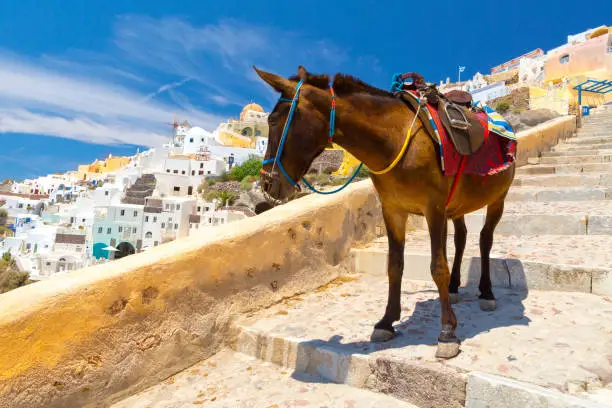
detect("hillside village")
[1,23,611,292]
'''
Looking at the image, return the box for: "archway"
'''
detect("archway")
[115,242,136,260]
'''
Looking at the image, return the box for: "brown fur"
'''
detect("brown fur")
[255,66,515,356]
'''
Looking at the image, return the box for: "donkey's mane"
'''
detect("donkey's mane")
[332,74,394,98]
[288,74,330,90]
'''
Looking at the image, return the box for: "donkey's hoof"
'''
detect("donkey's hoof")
[480,299,497,311]
[370,329,394,343]
[435,341,461,359]
[449,293,460,304]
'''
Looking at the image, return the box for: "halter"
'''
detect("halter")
[262,80,363,195]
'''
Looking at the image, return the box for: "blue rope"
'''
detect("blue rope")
[390,73,405,94]
[262,80,304,187]
[264,80,366,195]
[301,163,363,195]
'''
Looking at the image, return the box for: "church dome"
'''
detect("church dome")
[240,103,264,120]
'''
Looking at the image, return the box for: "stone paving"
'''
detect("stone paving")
[234,274,612,406]
[112,349,418,408]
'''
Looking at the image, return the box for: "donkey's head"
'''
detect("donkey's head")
[254,66,332,202]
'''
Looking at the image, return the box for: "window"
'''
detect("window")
[154,241,159,246]
[120,210,125,216]
[559,54,570,64]
[82,218,85,223]
[133,227,137,234]
[174,223,178,230]
[255,130,261,136]
[105,191,109,196]
[165,204,170,210]
[199,171,204,175]
[200,163,204,169]
[205,207,209,211]
[18,204,23,209]
[145,232,153,238]
[107,227,112,234]
[181,170,186,175]
[76,246,82,252]
[195,224,199,229]
[145,216,149,222]
[46,262,51,266]
[161,222,165,228]
[26,243,31,250]
[197,206,201,212]
[118,226,123,233]
[153,217,157,223]
[173,170,178,174]
[189,138,194,143]
[208,218,212,224]
[207,171,211,175]
[133,211,138,217]
[176,204,180,210]
[98,227,103,233]
[167,169,170,173]
[173,186,180,192]
[191,171,195,176]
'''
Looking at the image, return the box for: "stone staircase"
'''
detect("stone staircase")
[114,109,612,408]
[121,174,156,205]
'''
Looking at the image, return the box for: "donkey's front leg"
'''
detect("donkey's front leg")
[371,206,407,343]
[426,209,460,359]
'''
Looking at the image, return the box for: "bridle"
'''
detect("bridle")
[261,80,363,195]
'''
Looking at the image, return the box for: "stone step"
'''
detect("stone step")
[112,349,417,408]
[354,232,612,294]
[554,142,612,151]
[506,186,612,201]
[234,274,612,408]
[537,154,612,164]
[513,173,612,187]
[566,136,612,145]
[542,149,612,157]
[516,162,612,175]
[411,201,612,235]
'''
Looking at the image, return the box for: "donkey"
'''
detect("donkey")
[256,66,515,358]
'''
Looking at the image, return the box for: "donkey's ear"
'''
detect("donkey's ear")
[297,65,309,81]
[253,66,294,94]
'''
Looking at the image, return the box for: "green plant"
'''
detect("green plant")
[495,101,510,113]
[0,209,7,218]
[0,269,30,294]
[357,165,370,179]
[2,252,11,263]
[215,190,238,206]
[229,156,263,182]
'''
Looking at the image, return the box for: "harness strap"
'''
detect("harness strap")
[369,104,421,176]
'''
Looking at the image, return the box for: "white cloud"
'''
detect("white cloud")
[0,109,168,147]
[0,53,224,146]
[0,16,384,148]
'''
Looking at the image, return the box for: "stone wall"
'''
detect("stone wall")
[0,181,383,408]
[514,115,576,166]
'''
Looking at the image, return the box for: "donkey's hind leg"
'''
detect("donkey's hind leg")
[448,216,467,304]
[479,199,505,311]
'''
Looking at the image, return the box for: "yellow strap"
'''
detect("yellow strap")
[369,105,421,175]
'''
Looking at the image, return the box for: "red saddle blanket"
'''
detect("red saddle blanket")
[427,103,517,177]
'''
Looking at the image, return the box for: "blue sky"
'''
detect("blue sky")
[1,0,610,181]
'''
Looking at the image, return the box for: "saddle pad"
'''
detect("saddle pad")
[427,103,517,177]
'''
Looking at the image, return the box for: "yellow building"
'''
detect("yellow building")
[215,103,269,148]
[77,154,131,181]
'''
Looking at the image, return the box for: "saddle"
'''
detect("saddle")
[398,72,486,156]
